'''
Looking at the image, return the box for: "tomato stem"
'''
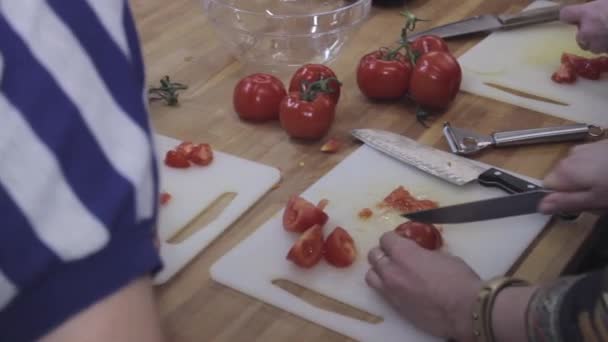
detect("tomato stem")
[415,106,431,128]
[148,75,188,106]
[300,77,341,102]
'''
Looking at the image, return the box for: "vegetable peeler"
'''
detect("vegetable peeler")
[443,122,604,155]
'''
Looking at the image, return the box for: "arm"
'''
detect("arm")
[42,277,164,342]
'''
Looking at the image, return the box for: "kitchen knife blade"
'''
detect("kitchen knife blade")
[402,190,551,224]
[351,128,541,194]
[407,5,561,41]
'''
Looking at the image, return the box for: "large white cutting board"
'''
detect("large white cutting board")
[211,145,551,341]
[154,134,280,284]
[459,1,608,127]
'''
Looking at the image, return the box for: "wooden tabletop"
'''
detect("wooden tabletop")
[130,0,597,340]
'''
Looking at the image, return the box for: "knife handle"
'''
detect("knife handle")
[498,5,561,29]
[478,168,541,194]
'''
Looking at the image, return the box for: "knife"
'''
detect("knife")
[407,5,562,41]
[351,128,541,194]
[402,190,551,224]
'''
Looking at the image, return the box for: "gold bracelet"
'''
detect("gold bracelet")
[472,276,530,342]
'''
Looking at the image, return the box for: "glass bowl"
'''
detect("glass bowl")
[201,0,372,68]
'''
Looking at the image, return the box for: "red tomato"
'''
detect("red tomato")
[411,35,449,55]
[279,92,336,140]
[283,196,329,233]
[409,51,462,110]
[233,73,287,122]
[356,50,412,100]
[395,221,443,250]
[177,141,195,156]
[324,227,357,268]
[159,192,172,205]
[190,143,213,166]
[289,64,341,104]
[287,224,324,268]
[164,150,190,168]
[561,53,600,80]
[552,62,577,84]
[593,56,608,73]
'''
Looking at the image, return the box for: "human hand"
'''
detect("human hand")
[366,231,482,341]
[540,139,608,214]
[560,0,608,53]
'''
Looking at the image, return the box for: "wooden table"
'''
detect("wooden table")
[130,0,598,340]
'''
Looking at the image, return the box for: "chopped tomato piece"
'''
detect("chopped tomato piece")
[383,186,438,213]
[593,56,608,73]
[177,141,196,157]
[282,196,329,233]
[159,192,172,205]
[324,227,357,268]
[358,208,373,219]
[320,138,342,153]
[552,62,577,84]
[317,198,329,211]
[164,150,190,168]
[561,53,600,80]
[287,224,324,268]
[395,221,443,250]
[190,143,214,166]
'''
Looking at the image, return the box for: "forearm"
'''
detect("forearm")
[491,285,538,342]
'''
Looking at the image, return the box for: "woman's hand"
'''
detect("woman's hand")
[561,0,608,53]
[366,231,482,341]
[540,139,608,214]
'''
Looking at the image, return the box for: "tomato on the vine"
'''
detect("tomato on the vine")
[409,51,462,110]
[356,50,412,100]
[289,64,341,104]
[233,73,287,122]
[411,35,449,55]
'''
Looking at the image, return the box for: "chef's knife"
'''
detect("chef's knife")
[402,190,551,224]
[407,5,561,41]
[351,129,541,194]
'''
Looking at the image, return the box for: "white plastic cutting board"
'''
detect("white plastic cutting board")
[154,134,280,284]
[211,145,551,341]
[459,1,608,127]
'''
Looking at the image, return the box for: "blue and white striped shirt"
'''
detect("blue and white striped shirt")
[0,1,161,340]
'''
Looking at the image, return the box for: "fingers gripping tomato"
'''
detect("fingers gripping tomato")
[233,73,287,122]
[289,64,341,104]
[287,224,324,268]
[324,227,357,267]
[395,221,443,250]
[409,51,462,110]
[283,196,329,233]
[356,50,412,100]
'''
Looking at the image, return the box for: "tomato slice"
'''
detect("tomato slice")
[317,198,329,211]
[177,141,196,157]
[594,56,608,73]
[383,186,438,213]
[287,224,324,268]
[561,53,600,80]
[159,192,172,205]
[190,143,214,166]
[164,150,190,168]
[282,196,329,233]
[395,221,443,250]
[320,138,342,153]
[552,62,577,84]
[324,227,357,268]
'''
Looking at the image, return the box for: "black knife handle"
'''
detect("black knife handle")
[478,168,541,194]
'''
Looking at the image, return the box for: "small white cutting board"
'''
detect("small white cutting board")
[459,1,608,127]
[211,145,551,341]
[154,134,280,284]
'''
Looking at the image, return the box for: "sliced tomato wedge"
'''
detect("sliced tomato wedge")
[287,224,324,268]
[164,150,190,168]
[395,221,443,250]
[552,62,577,84]
[561,53,600,80]
[159,192,172,205]
[324,227,357,268]
[383,186,438,213]
[593,56,608,73]
[282,196,329,233]
[190,143,214,166]
[177,141,196,157]
[317,198,329,211]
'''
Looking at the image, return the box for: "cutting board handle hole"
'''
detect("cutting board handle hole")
[167,192,237,244]
[271,279,383,324]
[483,82,569,107]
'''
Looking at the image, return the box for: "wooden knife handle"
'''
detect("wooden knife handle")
[478,168,541,194]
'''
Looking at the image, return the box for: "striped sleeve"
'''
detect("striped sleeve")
[0,1,161,341]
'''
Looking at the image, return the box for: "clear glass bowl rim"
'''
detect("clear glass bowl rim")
[202,0,372,20]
